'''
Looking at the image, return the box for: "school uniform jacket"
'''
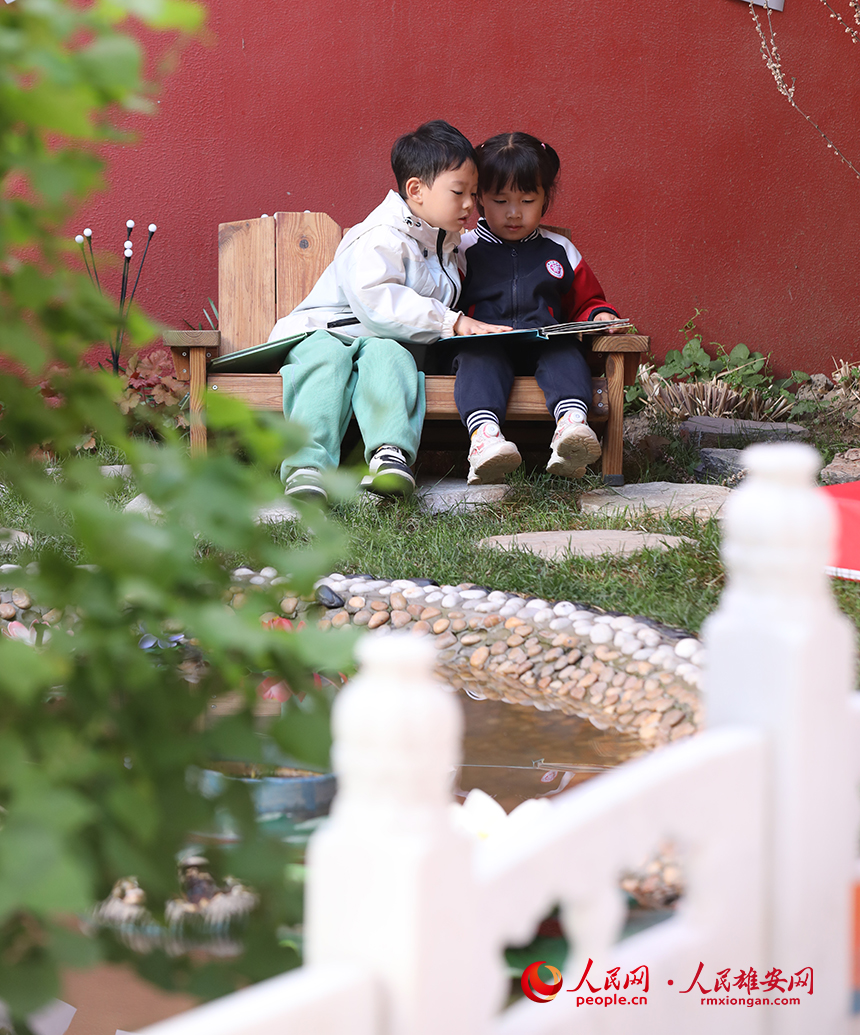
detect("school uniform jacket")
[457,220,618,329]
[267,190,463,345]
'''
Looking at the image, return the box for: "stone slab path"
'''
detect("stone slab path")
[417,478,510,514]
[479,529,691,561]
[580,481,731,519]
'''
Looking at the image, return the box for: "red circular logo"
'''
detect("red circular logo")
[521,961,564,1002]
[546,259,564,279]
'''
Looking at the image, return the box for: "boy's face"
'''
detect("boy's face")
[404,161,478,233]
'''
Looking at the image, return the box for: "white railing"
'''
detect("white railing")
[139,442,860,1035]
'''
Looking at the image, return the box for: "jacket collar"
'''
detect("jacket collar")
[341,190,461,256]
[475,217,541,246]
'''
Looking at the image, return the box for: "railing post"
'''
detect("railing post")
[304,635,481,1035]
[703,442,857,1032]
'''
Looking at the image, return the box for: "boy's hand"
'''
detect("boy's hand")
[593,312,626,334]
[454,314,513,336]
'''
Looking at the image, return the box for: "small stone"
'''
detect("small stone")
[407,604,424,618]
[674,638,700,659]
[331,612,351,628]
[670,721,696,739]
[390,592,408,611]
[432,619,450,634]
[441,594,461,608]
[506,634,525,648]
[660,708,685,728]
[368,611,390,629]
[41,608,63,625]
[0,603,16,620]
[504,616,523,629]
[260,566,278,579]
[346,596,366,613]
[317,618,331,631]
[315,584,345,609]
[515,624,534,637]
[594,645,620,662]
[424,591,444,604]
[579,671,598,689]
[391,610,413,628]
[468,616,484,629]
[526,644,543,658]
[490,640,507,655]
[403,586,427,598]
[470,646,490,669]
[353,610,372,626]
[482,614,502,628]
[637,628,662,647]
[412,621,431,636]
[589,624,613,644]
[436,632,457,648]
[280,596,299,615]
[461,589,488,600]
[549,618,572,631]
[370,599,389,612]
[452,619,467,632]
[421,607,442,622]
[532,608,554,624]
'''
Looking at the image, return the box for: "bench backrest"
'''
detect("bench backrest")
[216,213,574,356]
[217,212,343,354]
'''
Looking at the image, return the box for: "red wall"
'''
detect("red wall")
[83,0,860,375]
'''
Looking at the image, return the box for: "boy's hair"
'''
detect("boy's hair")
[476,132,561,211]
[391,120,477,197]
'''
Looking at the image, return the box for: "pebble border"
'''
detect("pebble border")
[269,570,703,749]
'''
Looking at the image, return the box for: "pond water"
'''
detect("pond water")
[454,693,644,813]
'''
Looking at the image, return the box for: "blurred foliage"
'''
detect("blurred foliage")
[0,0,353,1027]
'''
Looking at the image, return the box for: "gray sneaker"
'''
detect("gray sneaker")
[283,467,327,504]
[361,445,416,497]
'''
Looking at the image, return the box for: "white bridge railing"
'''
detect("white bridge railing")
[140,443,860,1035]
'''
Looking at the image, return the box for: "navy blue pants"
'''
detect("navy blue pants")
[446,337,592,427]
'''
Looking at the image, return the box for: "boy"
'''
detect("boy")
[267,120,508,503]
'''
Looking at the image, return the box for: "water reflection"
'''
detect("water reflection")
[454,693,644,813]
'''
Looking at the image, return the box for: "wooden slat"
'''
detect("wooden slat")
[275,212,342,320]
[207,373,610,422]
[423,376,609,422]
[208,374,284,411]
[603,353,625,482]
[591,334,649,353]
[165,330,220,380]
[218,217,276,355]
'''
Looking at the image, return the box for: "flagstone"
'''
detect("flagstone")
[479,529,691,561]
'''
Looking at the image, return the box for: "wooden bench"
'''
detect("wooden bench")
[167,212,648,484]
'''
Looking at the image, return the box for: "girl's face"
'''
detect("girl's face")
[480,182,547,242]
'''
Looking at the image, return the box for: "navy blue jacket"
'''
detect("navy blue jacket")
[458,220,618,329]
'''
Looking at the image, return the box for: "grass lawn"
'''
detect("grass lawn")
[3,411,860,641]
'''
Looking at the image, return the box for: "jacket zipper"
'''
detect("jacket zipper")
[511,248,519,326]
[437,229,459,306]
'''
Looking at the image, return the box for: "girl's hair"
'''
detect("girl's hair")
[476,132,561,209]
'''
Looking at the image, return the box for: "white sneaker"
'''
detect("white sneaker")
[467,422,522,485]
[547,412,601,478]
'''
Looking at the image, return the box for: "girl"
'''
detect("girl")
[452,132,623,484]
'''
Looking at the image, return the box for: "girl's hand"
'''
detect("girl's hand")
[454,314,513,336]
[593,312,626,334]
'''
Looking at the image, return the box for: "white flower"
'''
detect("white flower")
[451,787,552,842]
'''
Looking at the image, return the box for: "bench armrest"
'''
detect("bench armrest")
[164,329,221,381]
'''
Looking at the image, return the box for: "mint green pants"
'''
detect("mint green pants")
[279,329,426,477]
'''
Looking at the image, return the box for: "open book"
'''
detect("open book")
[438,317,631,345]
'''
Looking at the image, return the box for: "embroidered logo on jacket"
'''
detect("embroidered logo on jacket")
[546,259,564,279]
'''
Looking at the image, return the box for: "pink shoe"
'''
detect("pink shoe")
[547,412,601,478]
[467,422,522,485]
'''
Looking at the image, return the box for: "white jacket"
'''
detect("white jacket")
[267,191,463,345]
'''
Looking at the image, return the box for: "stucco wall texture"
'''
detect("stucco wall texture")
[84,0,860,374]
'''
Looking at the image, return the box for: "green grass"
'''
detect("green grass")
[4,423,860,641]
